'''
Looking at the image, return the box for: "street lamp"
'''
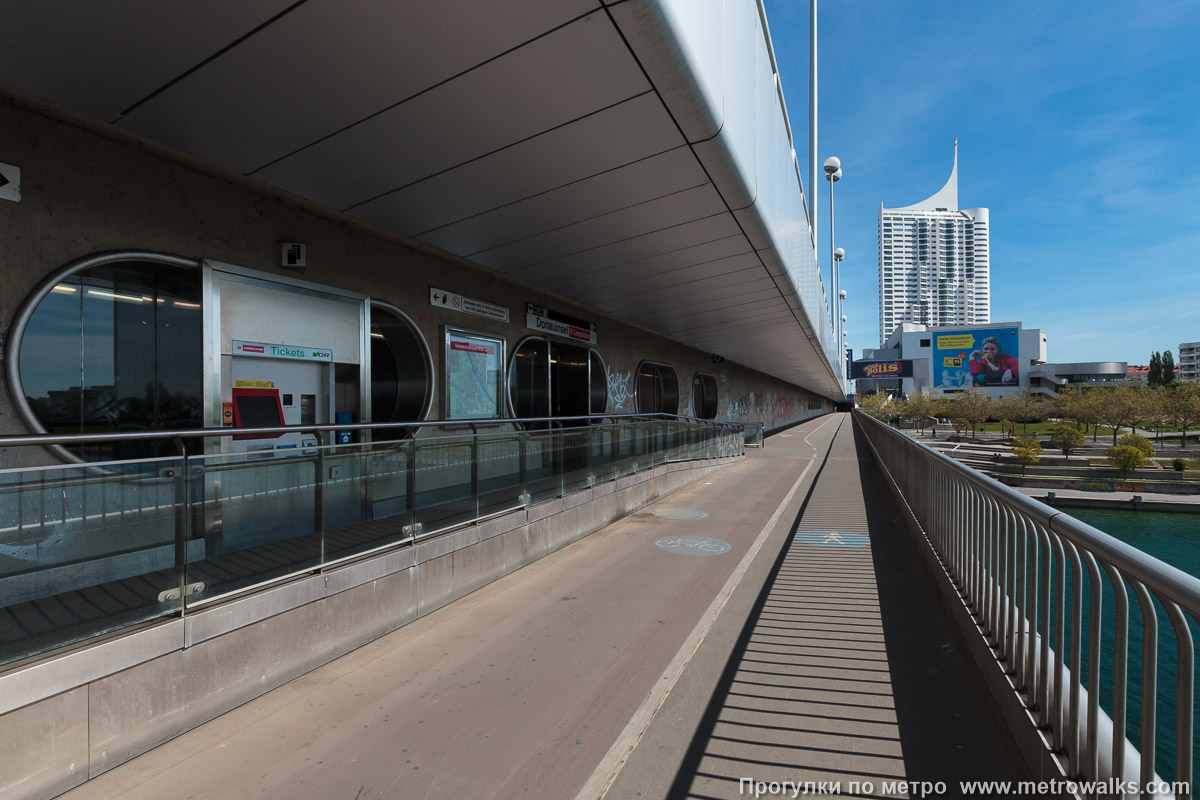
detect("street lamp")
[833,247,845,374]
[824,156,842,376]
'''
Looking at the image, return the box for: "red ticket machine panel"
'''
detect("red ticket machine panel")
[231,388,285,439]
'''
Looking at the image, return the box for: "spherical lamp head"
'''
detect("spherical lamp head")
[833,247,845,262]
[838,289,846,299]
[823,156,841,175]
[841,314,847,323]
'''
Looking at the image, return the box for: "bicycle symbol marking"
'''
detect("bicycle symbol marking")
[654,536,732,556]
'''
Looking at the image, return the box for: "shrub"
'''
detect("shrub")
[1174,458,1188,472]
[1116,433,1155,458]
[1107,445,1149,478]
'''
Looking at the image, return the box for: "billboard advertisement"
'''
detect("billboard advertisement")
[933,327,1020,388]
[850,360,913,380]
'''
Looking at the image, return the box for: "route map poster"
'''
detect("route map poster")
[445,330,504,418]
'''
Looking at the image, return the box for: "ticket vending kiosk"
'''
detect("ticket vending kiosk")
[229,340,329,454]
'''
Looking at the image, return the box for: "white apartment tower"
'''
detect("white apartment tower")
[878,141,990,344]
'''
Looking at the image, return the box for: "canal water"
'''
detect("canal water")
[1062,507,1199,781]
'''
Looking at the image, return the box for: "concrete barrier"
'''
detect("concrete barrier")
[0,455,736,800]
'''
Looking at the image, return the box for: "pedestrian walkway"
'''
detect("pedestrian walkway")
[57,415,1025,800]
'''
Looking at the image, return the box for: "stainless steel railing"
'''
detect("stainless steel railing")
[0,413,745,667]
[856,411,1198,798]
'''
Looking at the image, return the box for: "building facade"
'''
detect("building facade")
[1179,342,1199,381]
[878,142,990,345]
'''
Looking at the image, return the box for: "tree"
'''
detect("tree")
[1048,424,1085,460]
[1149,351,1163,387]
[951,388,992,438]
[1161,382,1200,448]
[1011,388,1047,433]
[1107,445,1148,479]
[1163,350,1177,386]
[861,391,893,421]
[1117,432,1155,459]
[898,392,935,436]
[1011,436,1042,475]
[1090,385,1155,445]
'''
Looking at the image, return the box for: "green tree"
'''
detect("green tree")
[1107,445,1148,479]
[1161,382,1200,448]
[1011,388,1047,433]
[1090,385,1155,445]
[1117,432,1155,458]
[1048,424,1085,460]
[1163,350,1177,386]
[1011,435,1042,475]
[861,391,893,421]
[951,388,992,438]
[898,392,936,436]
[1149,351,1163,387]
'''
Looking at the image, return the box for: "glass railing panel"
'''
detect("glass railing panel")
[412,435,477,536]
[186,449,321,602]
[318,440,414,563]
[476,431,525,518]
[560,426,593,495]
[0,457,184,667]
[525,428,563,504]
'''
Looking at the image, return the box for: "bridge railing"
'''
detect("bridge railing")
[856,411,1198,797]
[0,413,744,668]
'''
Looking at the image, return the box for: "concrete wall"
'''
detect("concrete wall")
[0,91,831,467]
[0,455,732,800]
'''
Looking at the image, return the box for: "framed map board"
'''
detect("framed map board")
[444,328,505,419]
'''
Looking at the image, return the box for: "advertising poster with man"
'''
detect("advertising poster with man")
[934,327,1020,389]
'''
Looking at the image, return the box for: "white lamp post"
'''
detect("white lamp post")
[824,157,842,376]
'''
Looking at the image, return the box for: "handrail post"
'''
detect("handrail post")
[469,423,480,518]
[172,436,189,617]
[314,429,326,565]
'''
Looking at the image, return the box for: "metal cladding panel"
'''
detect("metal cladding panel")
[547,235,753,297]
[574,251,762,301]
[409,143,703,253]
[609,0,723,142]
[503,214,743,282]
[466,184,726,265]
[250,11,649,210]
[114,0,600,173]
[0,0,294,121]
[617,287,782,325]
[356,94,686,241]
[598,270,773,317]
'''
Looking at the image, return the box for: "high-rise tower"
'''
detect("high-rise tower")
[878,141,990,344]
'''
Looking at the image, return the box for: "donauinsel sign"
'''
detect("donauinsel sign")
[850,360,913,380]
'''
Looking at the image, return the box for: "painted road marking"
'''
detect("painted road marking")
[654,536,731,556]
[651,508,710,520]
[794,529,870,548]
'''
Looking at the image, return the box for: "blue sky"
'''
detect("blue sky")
[763,0,1200,366]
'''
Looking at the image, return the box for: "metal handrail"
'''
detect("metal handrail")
[855,410,1198,796]
[0,413,746,668]
[0,412,742,451]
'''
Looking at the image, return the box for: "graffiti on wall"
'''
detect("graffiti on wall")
[722,390,820,431]
[607,368,632,410]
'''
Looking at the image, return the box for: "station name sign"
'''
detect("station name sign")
[525,304,597,345]
[233,340,332,362]
[849,360,913,380]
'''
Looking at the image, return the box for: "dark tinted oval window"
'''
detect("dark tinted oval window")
[18,261,202,460]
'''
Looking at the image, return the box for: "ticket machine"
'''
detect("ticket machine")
[228,340,329,454]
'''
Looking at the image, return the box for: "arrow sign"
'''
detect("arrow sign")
[0,163,20,203]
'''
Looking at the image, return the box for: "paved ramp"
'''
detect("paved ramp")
[58,415,1023,800]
